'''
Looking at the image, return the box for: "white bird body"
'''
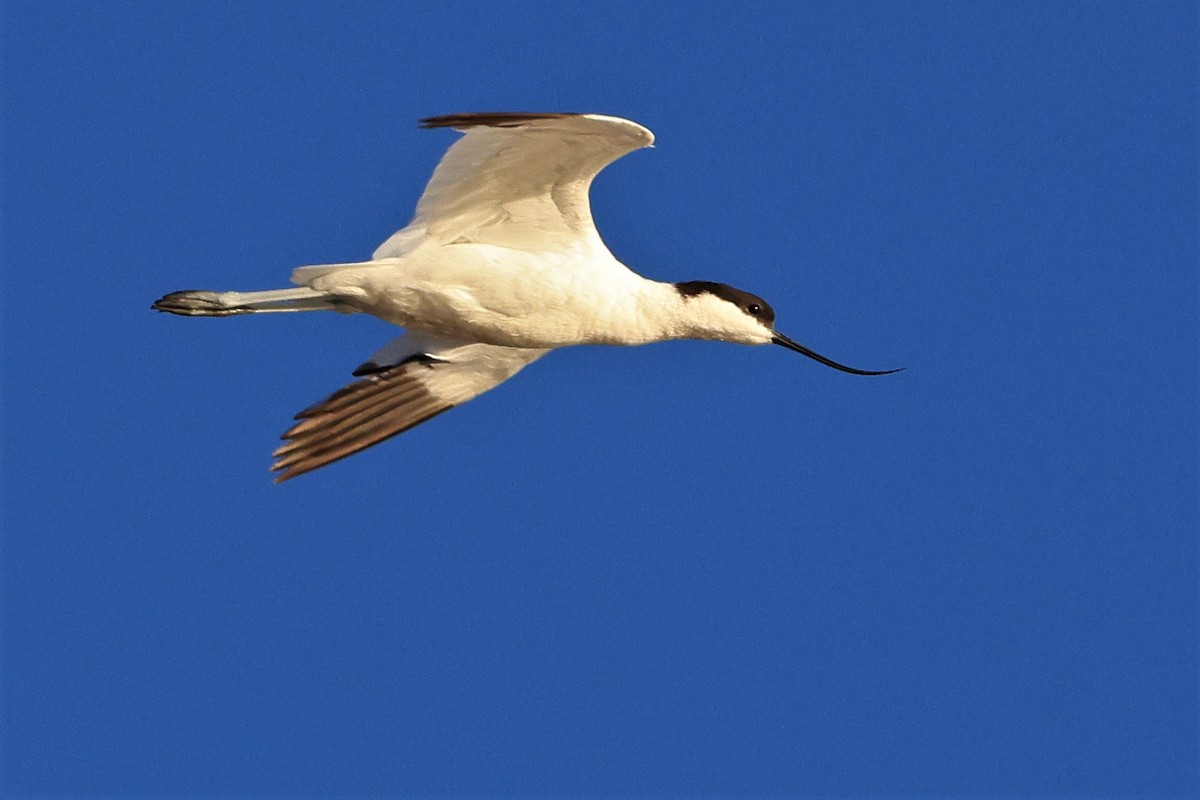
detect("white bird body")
[296,246,739,349]
[154,112,897,481]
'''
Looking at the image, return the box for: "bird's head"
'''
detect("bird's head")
[673,281,902,375]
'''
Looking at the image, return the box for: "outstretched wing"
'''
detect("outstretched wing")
[272,333,548,482]
[372,112,655,258]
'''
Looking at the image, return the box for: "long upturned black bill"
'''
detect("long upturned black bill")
[772,333,903,376]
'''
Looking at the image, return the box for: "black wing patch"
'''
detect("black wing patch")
[272,360,451,483]
[419,112,580,130]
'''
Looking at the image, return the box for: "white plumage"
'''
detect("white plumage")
[154,112,898,482]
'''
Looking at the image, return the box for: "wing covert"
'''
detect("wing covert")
[373,113,654,258]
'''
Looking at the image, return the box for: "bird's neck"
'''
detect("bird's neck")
[625,279,708,343]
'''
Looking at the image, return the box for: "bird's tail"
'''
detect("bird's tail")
[152,287,340,317]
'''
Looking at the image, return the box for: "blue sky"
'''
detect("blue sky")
[3,2,1196,796]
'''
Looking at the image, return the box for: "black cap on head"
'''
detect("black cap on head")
[674,281,775,325]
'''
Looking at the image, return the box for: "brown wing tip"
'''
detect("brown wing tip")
[271,404,451,484]
[419,112,580,130]
[270,360,454,483]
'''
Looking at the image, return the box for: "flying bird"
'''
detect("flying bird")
[154,112,900,482]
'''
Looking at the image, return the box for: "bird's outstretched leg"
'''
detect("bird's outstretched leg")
[152,287,343,316]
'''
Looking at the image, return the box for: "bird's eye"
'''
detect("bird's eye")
[748,303,762,315]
